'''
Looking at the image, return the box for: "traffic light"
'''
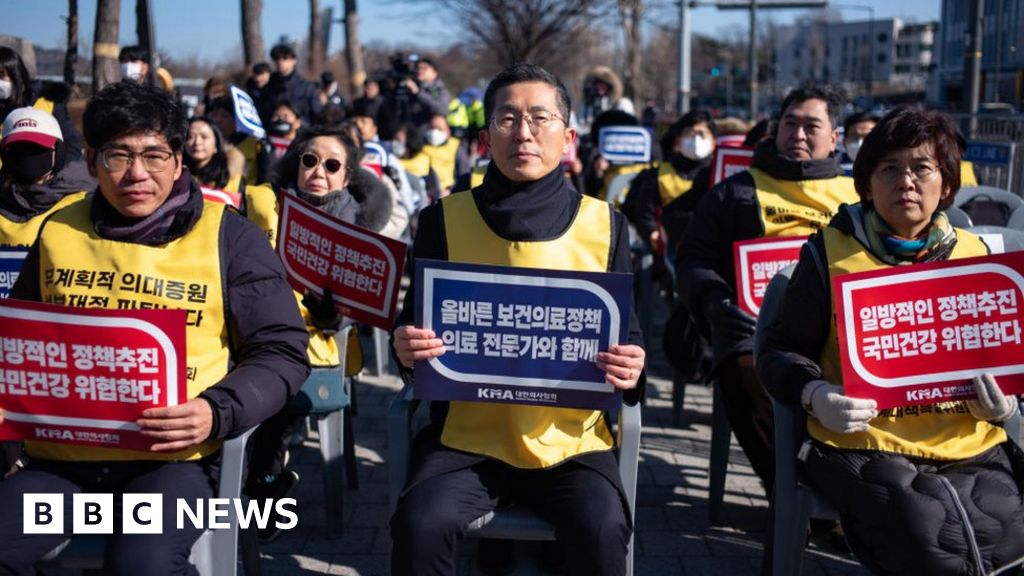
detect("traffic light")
[711,66,721,77]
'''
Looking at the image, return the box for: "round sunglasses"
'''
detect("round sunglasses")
[300,152,344,174]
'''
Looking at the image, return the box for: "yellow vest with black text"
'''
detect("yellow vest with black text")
[30,198,229,462]
[438,191,616,469]
[0,192,86,249]
[656,162,695,207]
[423,137,461,192]
[813,226,1006,460]
[751,168,858,237]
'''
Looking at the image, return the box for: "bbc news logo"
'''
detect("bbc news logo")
[23,494,298,534]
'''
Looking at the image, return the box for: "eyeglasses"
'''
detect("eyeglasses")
[101,148,175,173]
[300,153,344,174]
[874,163,940,184]
[490,110,565,135]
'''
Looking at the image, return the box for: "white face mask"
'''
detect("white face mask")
[845,139,863,162]
[426,129,447,147]
[679,135,713,161]
[121,62,144,81]
[0,79,11,100]
[390,141,407,158]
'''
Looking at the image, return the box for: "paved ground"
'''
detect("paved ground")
[258,317,870,576]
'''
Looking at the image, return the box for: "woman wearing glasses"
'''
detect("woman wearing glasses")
[758,107,1024,575]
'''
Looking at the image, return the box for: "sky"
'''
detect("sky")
[0,0,942,64]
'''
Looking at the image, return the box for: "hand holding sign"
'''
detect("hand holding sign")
[596,344,645,390]
[804,380,878,434]
[137,397,215,452]
[966,373,1018,422]
[393,325,445,369]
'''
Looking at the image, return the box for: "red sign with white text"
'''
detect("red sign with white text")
[0,299,186,449]
[712,146,754,185]
[733,236,806,316]
[277,192,407,329]
[834,252,1024,409]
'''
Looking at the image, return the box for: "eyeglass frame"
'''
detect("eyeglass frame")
[873,162,941,185]
[489,108,567,135]
[99,147,177,173]
[299,152,345,175]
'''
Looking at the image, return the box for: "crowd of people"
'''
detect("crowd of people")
[0,35,1022,576]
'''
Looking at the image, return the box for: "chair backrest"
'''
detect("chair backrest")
[955,186,1024,227]
[753,263,797,362]
[970,225,1024,254]
[945,206,974,229]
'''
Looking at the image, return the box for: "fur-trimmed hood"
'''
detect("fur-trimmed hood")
[347,167,394,233]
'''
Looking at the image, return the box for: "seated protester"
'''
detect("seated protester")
[0,107,93,476]
[348,100,419,220]
[622,109,716,263]
[395,122,441,206]
[841,111,879,164]
[267,100,302,162]
[421,114,468,198]
[0,46,84,162]
[390,63,646,576]
[185,116,238,194]
[757,106,1024,576]
[206,95,270,186]
[118,44,174,94]
[678,86,860,493]
[0,81,309,574]
[581,109,647,199]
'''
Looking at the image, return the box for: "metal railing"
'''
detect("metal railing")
[948,113,1024,196]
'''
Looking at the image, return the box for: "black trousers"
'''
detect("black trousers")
[390,458,630,576]
[718,353,775,490]
[0,457,216,576]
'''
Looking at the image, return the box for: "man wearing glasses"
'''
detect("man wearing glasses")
[390,63,645,576]
[0,81,310,575]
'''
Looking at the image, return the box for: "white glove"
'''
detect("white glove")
[801,380,878,434]
[967,373,1018,423]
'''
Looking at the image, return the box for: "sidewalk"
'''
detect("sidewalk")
[259,326,868,576]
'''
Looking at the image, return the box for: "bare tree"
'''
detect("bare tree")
[428,0,600,70]
[343,0,366,98]
[241,0,265,67]
[308,0,324,75]
[92,0,120,93]
[64,0,78,86]
[617,0,642,112]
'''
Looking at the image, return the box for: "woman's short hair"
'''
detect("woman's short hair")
[271,124,359,191]
[852,106,964,211]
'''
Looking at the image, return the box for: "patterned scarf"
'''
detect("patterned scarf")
[863,207,957,264]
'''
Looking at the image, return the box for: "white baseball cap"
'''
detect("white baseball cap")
[1,107,64,149]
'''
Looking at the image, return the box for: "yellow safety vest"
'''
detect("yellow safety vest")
[447,99,469,130]
[469,162,488,189]
[0,191,86,249]
[961,161,979,187]
[237,137,261,185]
[438,191,617,469]
[751,168,859,237]
[423,137,461,192]
[656,162,695,207]
[400,153,432,179]
[468,100,485,130]
[813,225,1006,459]
[30,198,229,462]
[601,163,652,201]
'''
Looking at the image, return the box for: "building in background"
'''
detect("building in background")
[774,17,937,107]
[931,0,1024,110]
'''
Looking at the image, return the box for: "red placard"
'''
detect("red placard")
[277,192,407,329]
[712,146,754,185]
[733,236,806,316]
[200,186,242,209]
[834,251,1024,409]
[0,299,187,450]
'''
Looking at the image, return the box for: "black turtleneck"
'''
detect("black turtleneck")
[394,163,644,398]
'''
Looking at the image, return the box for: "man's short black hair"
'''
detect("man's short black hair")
[252,61,272,76]
[83,81,187,153]
[118,45,150,64]
[270,43,296,61]
[660,109,716,157]
[843,111,881,136]
[418,58,437,72]
[778,85,845,131]
[483,63,571,125]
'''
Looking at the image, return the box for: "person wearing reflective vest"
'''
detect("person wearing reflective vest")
[0,82,310,575]
[390,64,646,576]
[758,107,1024,576]
[678,86,860,494]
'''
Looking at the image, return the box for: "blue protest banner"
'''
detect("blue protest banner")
[598,126,651,165]
[414,259,632,411]
[229,85,266,139]
[0,248,27,299]
[964,141,1015,166]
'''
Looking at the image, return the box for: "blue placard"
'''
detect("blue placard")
[964,141,1015,166]
[229,85,266,139]
[598,126,651,165]
[414,259,632,411]
[0,248,28,299]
